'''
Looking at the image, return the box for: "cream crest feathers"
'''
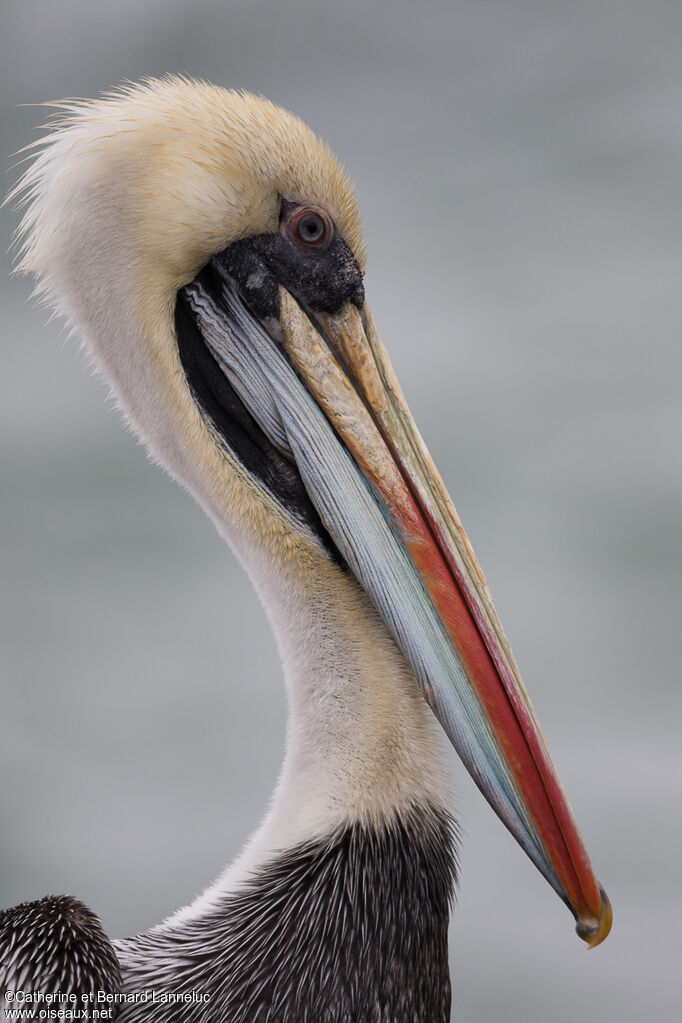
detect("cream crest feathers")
[11,77,366,561]
[14,76,365,298]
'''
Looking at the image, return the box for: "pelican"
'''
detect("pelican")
[2,78,611,1021]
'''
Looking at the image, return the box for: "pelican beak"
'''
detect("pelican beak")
[183,272,612,948]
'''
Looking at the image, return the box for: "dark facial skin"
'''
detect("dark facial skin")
[212,199,365,320]
[174,199,363,564]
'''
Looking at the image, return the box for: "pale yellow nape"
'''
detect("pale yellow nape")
[13,75,451,850]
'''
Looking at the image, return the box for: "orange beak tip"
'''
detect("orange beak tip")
[576,886,613,949]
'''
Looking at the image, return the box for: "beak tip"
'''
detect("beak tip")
[576,885,613,949]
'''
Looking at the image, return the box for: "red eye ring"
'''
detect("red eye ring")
[283,205,334,252]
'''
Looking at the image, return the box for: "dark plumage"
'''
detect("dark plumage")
[1,811,456,1022]
[116,806,458,1023]
[0,896,122,1018]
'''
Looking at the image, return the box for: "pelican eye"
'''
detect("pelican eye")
[284,205,334,252]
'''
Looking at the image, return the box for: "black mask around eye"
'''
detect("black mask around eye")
[210,200,365,321]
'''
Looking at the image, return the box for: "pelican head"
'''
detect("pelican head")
[12,76,610,1015]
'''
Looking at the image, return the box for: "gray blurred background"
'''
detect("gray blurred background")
[1,2,680,1020]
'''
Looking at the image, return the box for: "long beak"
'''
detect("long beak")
[185,272,612,948]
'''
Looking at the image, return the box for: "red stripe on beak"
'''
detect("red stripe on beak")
[280,291,611,946]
